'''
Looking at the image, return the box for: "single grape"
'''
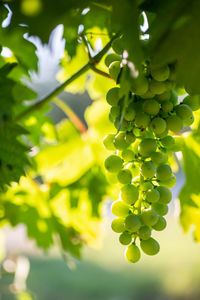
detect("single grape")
[146,189,160,203]
[152,203,168,216]
[151,65,170,82]
[161,101,173,113]
[142,99,160,116]
[118,169,132,184]
[166,115,183,132]
[109,61,121,81]
[156,164,172,181]
[122,149,135,162]
[121,184,139,205]
[141,209,159,226]
[125,243,141,263]
[151,152,167,165]
[152,216,167,231]
[135,112,150,128]
[109,106,120,121]
[156,91,171,101]
[155,128,168,138]
[125,214,141,232]
[159,174,176,188]
[106,87,120,106]
[105,53,121,67]
[149,79,166,94]
[160,136,175,149]
[131,77,149,95]
[150,117,167,135]
[182,95,200,111]
[112,200,130,217]
[111,218,125,233]
[140,90,155,99]
[125,132,136,144]
[119,231,132,245]
[114,132,129,150]
[140,182,154,192]
[104,155,123,173]
[141,161,156,179]
[156,186,172,204]
[175,104,194,126]
[112,37,124,55]
[124,103,136,121]
[138,138,157,157]
[103,134,116,150]
[140,237,160,255]
[138,226,151,240]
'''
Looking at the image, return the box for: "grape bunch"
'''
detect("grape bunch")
[103,39,200,263]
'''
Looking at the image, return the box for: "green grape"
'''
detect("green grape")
[169,90,178,106]
[124,103,136,121]
[114,132,129,150]
[111,218,125,233]
[118,169,132,184]
[122,149,135,162]
[182,95,200,111]
[156,186,172,204]
[114,117,129,131]
[109,106,120,121]
[161,101,173,113]
[141,161,156,179]
[109,61,121,81]
[124,214,141,232]
[146,189,160,203]
[112,37,124,55]
[135,112,150,128]
[125,244,141,263]
[156,164,172,181]
[156,91,171,101]
[151,65,170,82]
[142,99,160,116]
[131,77,149,95]
[140,182,153,192]
[140,237,160,255]
[125,132,136,144]
[150,152,167,165]
[104,155,123,173]
[106,87,120,106]
[119,231,132,245]
[152,203,168,216]
[155,128,168,138]
[103,134,116,150]
[138,138,157,157]
[160,135,175,149]
[175,104,194,126]
[105,53,121,67]
[166,115,183,132]
[140,90,155,99]
[149,79,166,94]
[112,200,130,217]
[121,184,139,205]
[138,226,151,240]
[150,117,167,135]
[152,216,167,231]
[126,162,140,178]
[159,174,176,188]
[141,209,159,226]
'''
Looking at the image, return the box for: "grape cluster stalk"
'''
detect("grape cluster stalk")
[103,38,200,263]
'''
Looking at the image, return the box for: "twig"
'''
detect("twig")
[91,66,113,79]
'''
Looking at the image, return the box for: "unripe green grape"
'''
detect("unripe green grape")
[106,87,120,106]
[140,182,153,192]
[150,117,167,135]
[159,174,176,188]
[166,115,183,132]
[122,149,135,162]
[109,61,121,81]
[131,77,149,95]
[142,99,160,115]
[138,138,157,157]
[138,226,151,240]
[126,163,140,178]
[160,135,175,149]
[175,104,194,126]
[156,91,171,101]
[104,155,123,173]
[141,209,159,226]
[152,203,168,216]
[146,189,160,203]
[124,103,136,121]
[140,237,160,255]
[156,164,172,181]
[105,53,121,67]
[141,161,156,179]
[114,132,129,150]
[121,184,139,205]
[125,244,141,263]
[103,134,116,150]
[155,128,168,138]
[152,216,167,231]
[161,101,173,113]
[114,117,129,131]
[149,79,166,94]
[112,37,124,55]
[111,218,125,233]
[112,200,130,217]
[182,95,200,111]
[169,90,178,106]
[156,186,172,204]
[150,152,167,165]
[109,106,120,121]
[125,132,136,144]
[118,169,132,184]
[124,214,141,232]
[140,90,155,99]
[119,231,132,245]
[151,65,170,82]
[135,112,150,128]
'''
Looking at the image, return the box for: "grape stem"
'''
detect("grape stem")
[15,33,119,121]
